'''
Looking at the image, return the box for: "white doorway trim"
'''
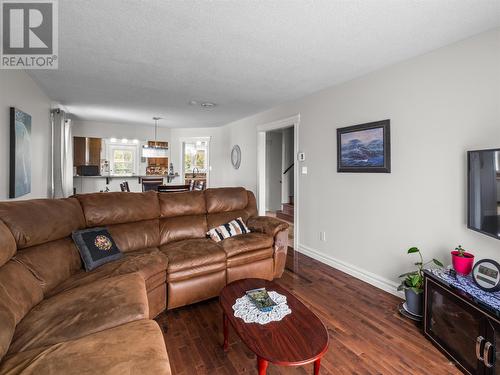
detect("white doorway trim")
[257,114,300,250]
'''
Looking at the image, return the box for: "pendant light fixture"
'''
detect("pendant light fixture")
[142,116,168,158]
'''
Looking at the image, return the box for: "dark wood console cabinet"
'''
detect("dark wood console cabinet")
[424,270,500,374]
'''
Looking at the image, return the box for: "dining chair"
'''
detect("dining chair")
[157,184,191,193]
[141,177,164,192]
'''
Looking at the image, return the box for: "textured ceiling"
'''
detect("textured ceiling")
[29,0,500,127]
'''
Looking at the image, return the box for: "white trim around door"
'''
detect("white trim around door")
[257,114,300,250]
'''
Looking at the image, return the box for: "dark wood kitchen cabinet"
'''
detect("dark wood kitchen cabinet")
[73,137,102,166]
[424,270,500,374]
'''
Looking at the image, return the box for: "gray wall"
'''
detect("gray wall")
[266,131,283,211]
[219,28,500,293]
[0,71,52,200]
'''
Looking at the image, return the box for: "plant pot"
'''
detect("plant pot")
[404,288,423,316]
[451,251,474,276]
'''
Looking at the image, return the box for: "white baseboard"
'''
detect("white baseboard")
[297,244,404,298]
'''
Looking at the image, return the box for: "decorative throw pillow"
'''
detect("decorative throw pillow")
[207,217,251,242]
[72,228,123,271]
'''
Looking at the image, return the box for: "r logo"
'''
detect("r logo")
[1,0,58,68]
[2,1,53,54]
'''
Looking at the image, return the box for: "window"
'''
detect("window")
[109,144,138,175]
[183,140,208,173]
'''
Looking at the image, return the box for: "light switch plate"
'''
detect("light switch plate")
[301,166,308,174]
[298,152,305,162]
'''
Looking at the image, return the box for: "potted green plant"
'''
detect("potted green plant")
[398,247,443,316]
[451,245,474,275]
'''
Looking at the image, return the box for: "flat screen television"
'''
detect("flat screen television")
[468,149,500,240]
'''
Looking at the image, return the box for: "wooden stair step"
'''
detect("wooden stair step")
[276,210,294,223]
[282,203,294,216]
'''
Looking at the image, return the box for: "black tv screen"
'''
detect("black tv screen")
[468,149,500,239]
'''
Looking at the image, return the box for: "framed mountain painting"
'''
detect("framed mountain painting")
[9,107,32,198]
[337,119,391,173]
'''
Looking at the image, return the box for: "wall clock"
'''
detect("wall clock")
[472,259,500,292]
[231,145,241,169]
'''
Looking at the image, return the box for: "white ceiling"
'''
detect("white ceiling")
[29,0,500,128]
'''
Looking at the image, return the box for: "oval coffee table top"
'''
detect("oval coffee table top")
[219,278,329,366]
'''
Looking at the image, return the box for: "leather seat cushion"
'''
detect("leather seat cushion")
[226,247,274,268]
[220,232,274,258]
[47,248,168,297]
[0,320,171,375]
[161,239,226,275]
[8,273,149,354]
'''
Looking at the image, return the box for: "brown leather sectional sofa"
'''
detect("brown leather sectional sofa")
[0,187,288,375]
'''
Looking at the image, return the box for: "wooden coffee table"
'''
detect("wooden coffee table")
[219,278,329,375]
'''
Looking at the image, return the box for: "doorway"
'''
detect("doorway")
[257,115,300,250]
[180,137,210,188]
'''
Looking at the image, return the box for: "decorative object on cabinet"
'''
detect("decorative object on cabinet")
[424,269,500,374]
[120,181,130,192]
[472,259,500,292]
[398,247,443,316]
[231,145,241,169]
[452,245,475,276]
[9,107,32,198]
[337,119,390,173]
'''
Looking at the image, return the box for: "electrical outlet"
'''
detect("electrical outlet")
[320,231,326,242]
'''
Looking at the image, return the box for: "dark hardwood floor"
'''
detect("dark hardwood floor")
[156,249,461,374]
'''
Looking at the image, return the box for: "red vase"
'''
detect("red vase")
[451,251,474,276]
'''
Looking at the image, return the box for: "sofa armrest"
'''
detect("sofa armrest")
[247,216,289,237]
[247,216,289,278]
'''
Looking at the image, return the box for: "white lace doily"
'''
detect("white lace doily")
[232,291,292,325]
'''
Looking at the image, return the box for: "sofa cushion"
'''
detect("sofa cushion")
[76,191,160,227]
[159,190,206,218]
[14,237,82,295]
[207,210,254,229]
[205,187,248,213]
[8,273,149,354]
[0,198,85,249]
[107,219,160,252]
[0,320,171,375]
[0,220,16,267]
[220,232,274,258]
[161,239,226,276]
[47,248,168,297]
[159,215,207,245]
[72,228,124,271]
[226,247,274,268]
[0,262,44,361]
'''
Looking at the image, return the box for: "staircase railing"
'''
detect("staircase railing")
[282,163,294,175]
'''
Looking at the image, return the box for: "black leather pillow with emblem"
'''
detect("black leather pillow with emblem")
[72,227,123,271]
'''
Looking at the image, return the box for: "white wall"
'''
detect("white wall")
[219,28,500,294]
[266,131,283,211]
[0,71,52,201]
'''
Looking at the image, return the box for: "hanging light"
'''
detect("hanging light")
[142,116,168,158]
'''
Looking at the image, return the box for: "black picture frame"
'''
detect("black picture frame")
[337,119,391,173]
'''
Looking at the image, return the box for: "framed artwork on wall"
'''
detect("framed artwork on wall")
[337,119,391,173]
[10,107,32,198]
